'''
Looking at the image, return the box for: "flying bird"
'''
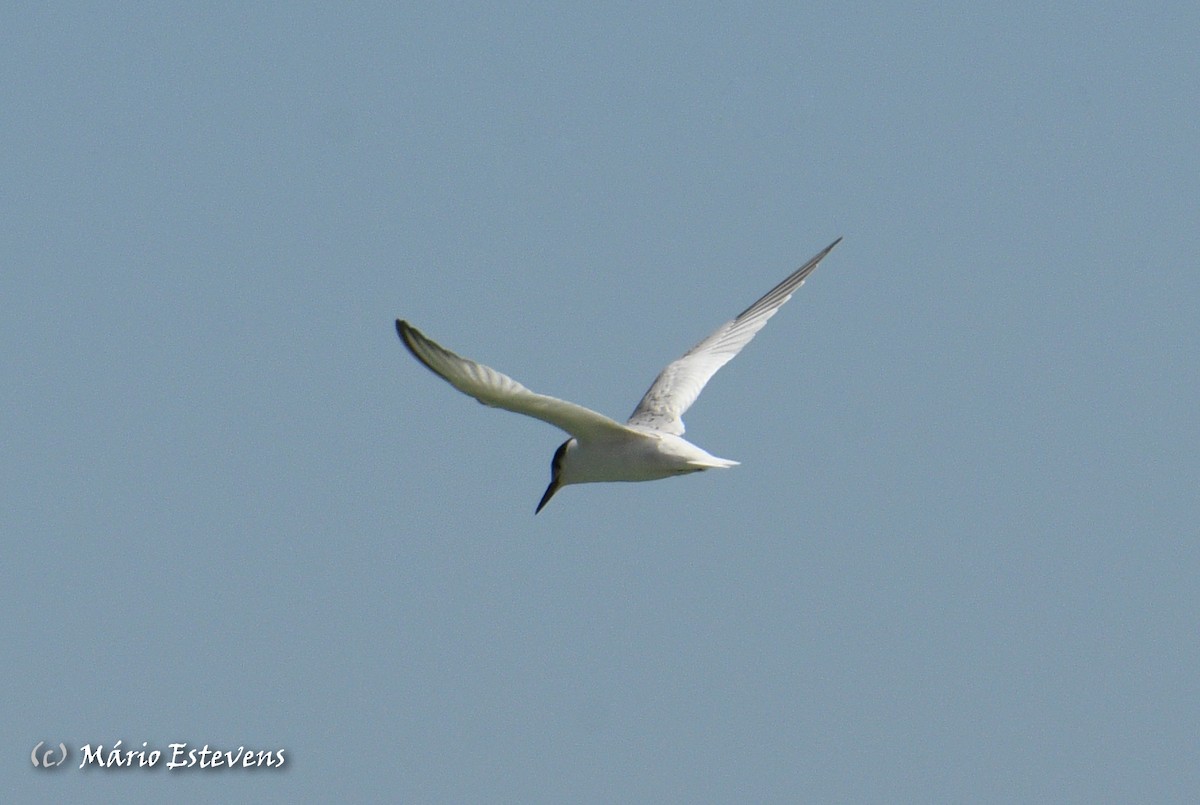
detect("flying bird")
[396,237,841,513]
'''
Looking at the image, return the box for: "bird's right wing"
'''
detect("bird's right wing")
[626,238,841,435]
[397,320,634,440]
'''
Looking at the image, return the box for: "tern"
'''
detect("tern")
[397,237,841,513]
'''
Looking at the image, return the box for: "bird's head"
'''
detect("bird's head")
[535,438,575,514]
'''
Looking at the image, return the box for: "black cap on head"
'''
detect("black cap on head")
[535,440,570,514]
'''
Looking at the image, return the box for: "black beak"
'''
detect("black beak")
[535,477,560,514]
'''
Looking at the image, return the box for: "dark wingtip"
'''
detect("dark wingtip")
[395,320,423,362]
[808,236,843,269]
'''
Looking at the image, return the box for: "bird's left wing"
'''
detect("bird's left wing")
[626,237,841,435]
[397,320,634,440]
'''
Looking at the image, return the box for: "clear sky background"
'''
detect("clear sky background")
[4,3,1198,801]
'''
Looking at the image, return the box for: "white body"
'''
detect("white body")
[557,427,739,486]
[396,237,840,512]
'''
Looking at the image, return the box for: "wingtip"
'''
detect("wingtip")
[396,319,419,350]
[395,319,427,366]
[810,236,843,265]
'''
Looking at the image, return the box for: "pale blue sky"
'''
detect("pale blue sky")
[4,3,1198,801]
